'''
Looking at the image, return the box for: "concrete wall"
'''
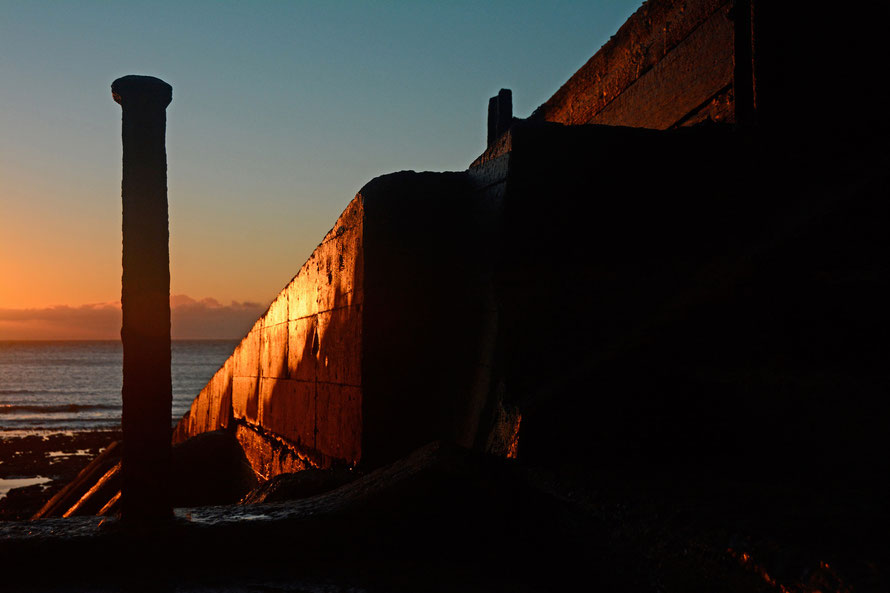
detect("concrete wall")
[175,198,364,471]
[485,120,890,481]
[528,0,890,139]
[173,0,890,485]
[174,170,503,476]
[359,170,503,467]
[531,0,736,129]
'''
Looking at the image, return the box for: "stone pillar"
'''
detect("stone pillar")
[112,75,173,521]
[487,88,512,148]
[732,0,756,128]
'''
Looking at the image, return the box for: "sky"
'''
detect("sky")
[0,0,642,339]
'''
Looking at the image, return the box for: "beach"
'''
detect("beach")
[0,429,121,520]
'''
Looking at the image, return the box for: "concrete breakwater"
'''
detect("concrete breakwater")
[11,1,890,589]
[170,0,890,489]
[172,168,505,475]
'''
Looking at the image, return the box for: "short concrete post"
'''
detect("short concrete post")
[487,88,513,148]
[112,75,173,521]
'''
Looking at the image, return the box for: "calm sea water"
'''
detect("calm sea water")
[0,340,237,437]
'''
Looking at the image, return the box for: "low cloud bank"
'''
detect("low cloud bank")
[0,296,265,340]
[169,295,265,340]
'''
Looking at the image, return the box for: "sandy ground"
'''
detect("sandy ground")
[0,430,120,520]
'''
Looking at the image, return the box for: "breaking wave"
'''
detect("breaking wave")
[0,403,118,415]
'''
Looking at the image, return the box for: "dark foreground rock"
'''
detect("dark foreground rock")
[2,442,569,591]
[171,429,259,507]
[3,441,887,592]
[239,466,358,504]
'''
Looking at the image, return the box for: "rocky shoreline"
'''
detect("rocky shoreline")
[0,430,121,520]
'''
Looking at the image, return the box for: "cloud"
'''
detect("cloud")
[169,296,265,340]
[0,296,265,340]
[0,302,121,340]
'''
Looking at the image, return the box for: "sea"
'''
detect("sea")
[0,340,237,437]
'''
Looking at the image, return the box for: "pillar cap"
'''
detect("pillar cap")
[112,75,172,109]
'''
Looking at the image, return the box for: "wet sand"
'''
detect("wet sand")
[0,430,120,520]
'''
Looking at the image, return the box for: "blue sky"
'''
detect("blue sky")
[0,0,641,332]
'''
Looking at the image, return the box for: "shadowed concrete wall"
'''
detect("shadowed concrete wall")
[745,2,890,138]
[485,120,890,482]
[358,170,502,467]
[174,171,502,476]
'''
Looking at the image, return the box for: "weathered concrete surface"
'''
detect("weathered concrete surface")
[234,423,312,479]
[174,172,501,475]
[529,0,890,140]
[473,0,735,166]
[531,0,733,129]
[586,3,734,129]
[176,198,365,470]
[172,358,232,443]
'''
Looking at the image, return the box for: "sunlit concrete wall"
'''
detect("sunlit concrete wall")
[531,0,736,129]
[174,168,504,476]
[174,199,363,471]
